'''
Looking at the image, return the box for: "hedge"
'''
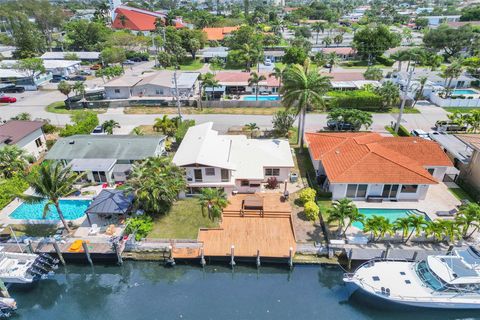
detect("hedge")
[0,175,29,210]
[327,91,383,111]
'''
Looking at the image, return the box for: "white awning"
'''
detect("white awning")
[69,158,116,172]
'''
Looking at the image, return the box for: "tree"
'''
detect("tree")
[311,21,326,44]
[322,36,332,47]
[363,67,383,81]
[455,203,480,239]
[132,127,144,136]
[8,14,45,58]
[438,220,461,243]
[364,216,393,241]
[374,81,400,110]
[198,188,229,221]
[269,66,284,94]
[238,43,261,71]
[281,59,331,148]
[327,198,363,237]
[441,60,464,97]
[100,47,127,65]
[406,214,427,242]
[26,0,65,51]
[14,58,45,80]
[200,72,219,103]
[178,28,207,59]
[353,24,401,62]
[20,161,84,232]
[72,81,86,97]
[244,122,259,138]
[11,112,31,121]
[272,110,296,137]
[101,120,120,134]
[283,46,308,65]
[460,5,480,21]
[126,157,186,215]
[412,76,428,107]
[326,52,339,73]
[0,145,29,178]
[60,111,99,137]
[248,72,267,101]
[294,26,311,39]
[153,115,176,136]
[65,20,111,51]
[394,217,410,242]
[466,110,480,133]
[58,81,72,108]
[327,108,373,131]
[415,17,429,29]
[423,25,475,58]
[333,34,343,45]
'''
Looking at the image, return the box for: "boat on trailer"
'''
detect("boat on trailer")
[0,247,59,284]
[344,246,480,309]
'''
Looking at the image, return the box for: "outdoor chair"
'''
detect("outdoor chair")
[436,208,458,217]
[88,224,100,236]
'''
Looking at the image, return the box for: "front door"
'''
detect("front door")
[194,169,203,182]
[382,184,399,199]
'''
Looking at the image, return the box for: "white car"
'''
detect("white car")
[264,59,272,66]
[91,125,107,135]
[410,129,431,140]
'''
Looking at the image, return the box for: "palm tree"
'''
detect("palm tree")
[119,14,127,27]
[58,81,72,108]
[333,34,343,45]
[239,44,261,72]
[394,217,410,242]
[322,36,332,47]
[12,112,31,121]
[424,220,444,242]
[406,214,427,242]
[327,198,363,237]
[244,122,259,138]
[441,60,463,97]
[375,81,400,111]
[269,66,284,96]
[281,59,331,149]
[198,188,229,221]
[326,52,339,73]
[153,115,176,136]
[101,120,120,134]
[19,161,84,232]
[466,110,480,133]
[132,127,144,136]
[311,21,325,44]
[438,220,461,244]
[248,72,267,101]
[455,203,480,239]
[363,216,383,241]
[72,81,86,97]
[412,76,428,107]
[0,145,29,178]
[201,72,219,103]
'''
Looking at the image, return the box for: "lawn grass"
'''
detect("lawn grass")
[131,125,161,135]
[317,198,333,221]
[166,58,204,71]
[443,107,480,113]
[449,187,475,203]
[147,198,219,239]
[45,101,107,114]
[7,224,58,237]
[388,107,420,114]
[124,106,284,115]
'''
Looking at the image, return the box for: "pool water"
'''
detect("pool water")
[9,199,90,220]
[352,208,428,230]
[242,95,280,101]
[452,89,478,95]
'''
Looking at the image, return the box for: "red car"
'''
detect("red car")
[0,96,17,103]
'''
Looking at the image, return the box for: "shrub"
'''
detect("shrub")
[327,90,383,111]
[375,55,395,67]
[0,175,29,210]
[397,125,410,137]
[299,187,316,204]
[125,216,154,241]
[266,177,279,189]
[304,201,320,221]
[59,111,99,137]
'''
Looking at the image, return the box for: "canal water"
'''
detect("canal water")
[8,262,480,320]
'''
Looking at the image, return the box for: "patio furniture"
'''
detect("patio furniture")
[366,196,383,203]
[436,208,458,217]
[88,224,100,236]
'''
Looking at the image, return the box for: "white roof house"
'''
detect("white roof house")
[173,122,294,194]
[40,51,100,61]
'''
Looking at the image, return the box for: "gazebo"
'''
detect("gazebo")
[85,189,134,226]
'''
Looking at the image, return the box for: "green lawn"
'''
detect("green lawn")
[7,224,58,237]
[46,101,107,114]
[318,198,333,221]
[449,187,475,203]
[388,107,420,114]
[166,58,204,71]
[147,198,219,239]
[443,107,480,113]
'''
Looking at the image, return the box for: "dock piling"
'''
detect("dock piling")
[447,245,454,255]
[25,239,33,254]
[256,250,261,268]
[82,241,93,266]
[112,240,123,266]
[347,249,353,270]
[230,245,236,267]
[200,248,206,267]
[412,251,418,261]
[384,243,391,259]
[165,245,175,266]
[53,240,65,266]
[288,247,293,269]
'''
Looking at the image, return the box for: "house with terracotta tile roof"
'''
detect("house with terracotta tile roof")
[202,27,239,41]
[305,132,454,201]
[111,6,185,33]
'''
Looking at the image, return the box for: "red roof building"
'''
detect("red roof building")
[202,27,239,41]
[112,6,185,32]
[305,132,453,200]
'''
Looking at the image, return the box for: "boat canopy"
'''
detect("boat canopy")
[427,255,480,285]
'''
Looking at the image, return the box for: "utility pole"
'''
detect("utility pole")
[173,70,182,120]
[394,67,413,134]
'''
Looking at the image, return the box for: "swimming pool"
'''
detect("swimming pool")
[352,208,429,230]
[452,89,479,95]
[9,199,91,220]
[242,95,280,101]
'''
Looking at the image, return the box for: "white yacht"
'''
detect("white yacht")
[0,248,58,284]
[344,246,480,309]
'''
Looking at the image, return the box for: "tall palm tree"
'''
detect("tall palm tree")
[281,59,331,149]
[455,203,480,239]
[438,220,461,244]
[363,216,383,241]
[198,188,229,221]
[19,161,84,232]
[269,66,284,96]
[101,120,120,134]
[393,217,410,242]
[0,145,29,178]
[441,60,463,97]
[153,115,176,136]
[201,72,219,103]
[244,122,259,138]
[412,76,428,107]
[248,72,267,101]
[322,36,332,47]
[326,52,339,73]
[424,220,444,242]
[311,21,325,44]
[406,215,427,242]
[466,110,480,133]
[239,44,260,72]
[375,81,400,111]
[327,198,363,237]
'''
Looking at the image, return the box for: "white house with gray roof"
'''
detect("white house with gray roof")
[172,122,294,196]
[46,135,166,184]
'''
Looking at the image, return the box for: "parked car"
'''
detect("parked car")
[67,75,87,81]
[410,129,431,140]
[264,59,272,66]
[0,96,17,103]
[435,120,467,132]
[78,70,92,76]
[130,57,143,62]
[90,64,101,70]
[90,125,107,135]
[123,60,135,65]
[1,86,25,93]
[327,119,354,131]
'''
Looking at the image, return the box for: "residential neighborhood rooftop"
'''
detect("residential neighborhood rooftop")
[40,51,100,60]
[202,26,239,41]
[0,120,44,145]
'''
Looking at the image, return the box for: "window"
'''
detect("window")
[427,168,435,175]
[92,171,107,183]
[221,169,229,182]
[194,169,202,182]
[114,89,120,93]
[205,168,215,176]
[241,180,249,186]
[35,138,43,148]
[346,184,368,198]
[265,168,280,176]
[156,89,164,95]
[401,185,418,193]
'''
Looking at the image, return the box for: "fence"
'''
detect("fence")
[203,100,282,108]
[430,94,480,108]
